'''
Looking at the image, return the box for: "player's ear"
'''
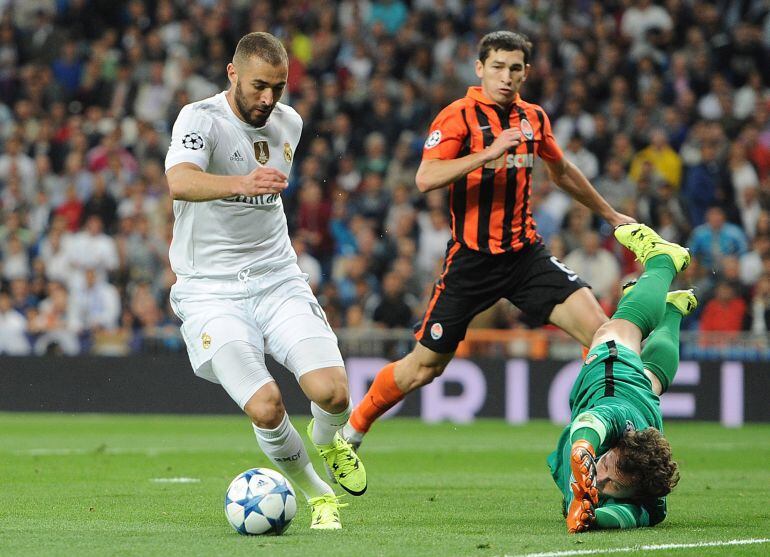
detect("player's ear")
[226,62,238,87]
[475,59,484,79]
[523,63,531,81]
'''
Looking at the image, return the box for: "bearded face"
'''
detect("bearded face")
[228,58,287,128]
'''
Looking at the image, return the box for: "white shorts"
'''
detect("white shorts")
[170,268,343,386]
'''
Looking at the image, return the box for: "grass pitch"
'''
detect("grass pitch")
[0,414,768,557]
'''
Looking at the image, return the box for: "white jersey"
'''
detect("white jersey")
[165,91,302,280]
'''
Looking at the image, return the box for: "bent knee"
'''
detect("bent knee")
[317,382,350,412]
[244,382,286,428]
[304,368,350,411]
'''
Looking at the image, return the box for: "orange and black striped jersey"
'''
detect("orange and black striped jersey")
[422,86,564,254]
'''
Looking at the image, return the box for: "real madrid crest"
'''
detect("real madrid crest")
[254,140,269,165]
[201,332,211,350]
[283,142,292,163]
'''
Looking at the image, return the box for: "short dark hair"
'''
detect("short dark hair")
[478,31,532,64]
[616,428,680,500]
[233,32,287,68]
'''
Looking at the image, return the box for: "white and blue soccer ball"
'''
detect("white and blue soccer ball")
[224,468,297,535]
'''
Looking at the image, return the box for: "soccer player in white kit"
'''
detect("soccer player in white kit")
[165,32,366,530]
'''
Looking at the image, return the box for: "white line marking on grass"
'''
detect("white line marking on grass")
[11,447,253,456]
[17,448,89,456]
[506,538,770,557]
[150,478,200,483]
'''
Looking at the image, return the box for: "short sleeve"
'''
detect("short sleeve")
[580,404,641,451]
[537,110,564,163]
[165,104,216,172]
[422,104,469,161]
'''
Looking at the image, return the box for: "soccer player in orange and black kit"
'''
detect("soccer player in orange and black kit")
[341,31,635,448]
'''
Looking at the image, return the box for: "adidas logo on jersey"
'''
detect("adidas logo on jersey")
[229,150,244,162]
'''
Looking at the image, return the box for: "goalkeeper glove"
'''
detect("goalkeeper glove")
[567,439,599,533]
[566,496,595,533]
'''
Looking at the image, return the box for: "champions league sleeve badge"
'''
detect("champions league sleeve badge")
[182,132,205,150]
[424,129,442,149]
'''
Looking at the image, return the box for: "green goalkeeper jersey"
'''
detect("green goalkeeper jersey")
[546,341,668,529]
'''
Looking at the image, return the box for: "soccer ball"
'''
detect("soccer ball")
[224,468,297,535]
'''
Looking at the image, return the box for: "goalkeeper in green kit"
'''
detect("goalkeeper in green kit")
[547,223,696,533]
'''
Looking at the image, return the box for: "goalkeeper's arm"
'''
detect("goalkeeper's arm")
[594,502,651,529]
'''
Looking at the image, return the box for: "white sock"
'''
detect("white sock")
[342,422,364,444]
[310,401,351,445]
[253,413,332,501]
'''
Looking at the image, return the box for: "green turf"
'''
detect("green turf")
[0,414,768,557]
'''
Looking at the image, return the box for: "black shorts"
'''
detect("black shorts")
[414,240,590,353]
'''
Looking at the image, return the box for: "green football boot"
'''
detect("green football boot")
[308,494,347,530]
[614,223,691,272]
[666,289,698,316]
[307,419,367,496]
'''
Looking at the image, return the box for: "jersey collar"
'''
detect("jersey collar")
[466,86,521,108]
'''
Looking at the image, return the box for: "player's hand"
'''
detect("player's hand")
[485,128,523,160]
[566,497,595,533]
[569,440,599,505]
[235,167,288,196]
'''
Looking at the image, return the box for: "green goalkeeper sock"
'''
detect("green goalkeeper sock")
[612,255,677,339]
[641,304,684,393]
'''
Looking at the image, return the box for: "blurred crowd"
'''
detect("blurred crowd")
[0,0,769,356]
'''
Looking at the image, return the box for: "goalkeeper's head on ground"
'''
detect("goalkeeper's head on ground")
[596,428,680,502]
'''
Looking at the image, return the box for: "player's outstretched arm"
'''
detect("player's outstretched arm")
[594,502,653,529]
[543,157,634,228]
[167,162,288,202]
[415,128,522,192]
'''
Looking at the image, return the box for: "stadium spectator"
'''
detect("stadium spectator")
[749,275,770,335]
[0,291,31,355]
[689,206,749,271]
[38,224,72,283]
[0,137,37,194]
[54,184,85,232]
[415,207,451,278]
[296,177,333,267]
[133,61,173,124]
[369,270,418,329]
[563,231,621,307]
[740,234,770,287]
[681,143,732,227]
[629,129,682,190]
[620,0,673,62]
[65,214,119,289]
[51,40,83,97]
[71,268,121,333]
[563,135,599,182]
[29,281,81,356]
[293,236,323,292]
[1,234,30,281]
[699,281,748,333]
[82,172,118,233]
